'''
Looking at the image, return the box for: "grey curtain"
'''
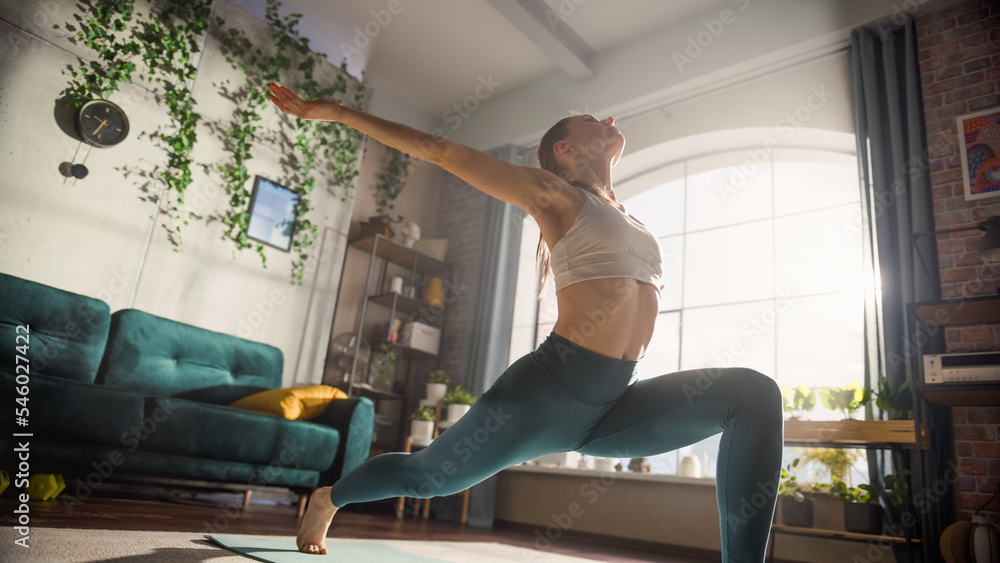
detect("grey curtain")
[849,16,947,558]
[462,145,527,397]
[435,144,526,527]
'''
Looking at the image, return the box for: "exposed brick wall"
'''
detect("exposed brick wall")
[953,407,1000,516]
[916,0,1000,522]
[431,168,489,393]
[918,0,1000,309]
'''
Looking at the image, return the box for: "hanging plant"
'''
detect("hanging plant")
[64,0,212,248]
[63,0,365,282]
[373,147,412,222]
[216,0,366,283]
[65,0,140,104]
[135,0,212,247]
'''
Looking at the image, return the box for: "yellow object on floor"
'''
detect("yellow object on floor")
[0,470,9,496]
[27,474,66,501]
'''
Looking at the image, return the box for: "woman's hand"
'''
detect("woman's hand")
[266,83,342,122]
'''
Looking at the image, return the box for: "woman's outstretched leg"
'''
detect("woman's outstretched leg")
[576,367,783,563]
[298,342,636,554]
[297,487,338,554]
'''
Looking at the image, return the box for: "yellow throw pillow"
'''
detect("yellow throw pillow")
[229,385,348,420]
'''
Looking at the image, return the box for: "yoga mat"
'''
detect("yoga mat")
[207,535,449,562]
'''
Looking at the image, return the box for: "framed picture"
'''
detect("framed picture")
[246,176,299,251]
[956,106,1000,201]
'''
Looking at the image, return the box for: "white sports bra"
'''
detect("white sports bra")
[549,188,663,293]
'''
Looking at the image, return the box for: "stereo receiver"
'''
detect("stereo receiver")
[923,351,1000,384]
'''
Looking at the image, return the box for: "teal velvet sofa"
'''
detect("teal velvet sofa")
[0,272,373,501]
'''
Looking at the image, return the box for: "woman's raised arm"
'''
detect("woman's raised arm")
[266,83,565,213]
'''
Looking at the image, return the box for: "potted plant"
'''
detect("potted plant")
[882,472,909,509]
[827,474,906,535]
[799,447,863,484]
[426,369,449,404]
[778,458,818,527]
[781,383,816,420]
[442,385,477,422]
[360,147,411,238]
[875,372,912,420]
[370,341,399,391]
[400,274,423,299]
[410,405,436,447]
[819,380,872,420]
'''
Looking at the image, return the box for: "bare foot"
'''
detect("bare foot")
[297,486,338,554]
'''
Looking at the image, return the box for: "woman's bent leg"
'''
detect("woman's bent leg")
[577,367,783,563]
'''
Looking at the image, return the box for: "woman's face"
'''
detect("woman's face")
[562,114,625,167]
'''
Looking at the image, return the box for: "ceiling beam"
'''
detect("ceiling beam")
[485,0,597,81]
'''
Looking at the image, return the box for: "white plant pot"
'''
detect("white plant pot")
[593,457,616,472]
[426,383,447,404]
[446,403,471,422]
[410,420,434,447]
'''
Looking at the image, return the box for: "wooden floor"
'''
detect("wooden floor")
[0,483,714,562]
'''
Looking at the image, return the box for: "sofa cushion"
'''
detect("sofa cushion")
[0,372,144,448]
[0,273,111,383]
[229,385,349,420]
[97,309,283,396]
[138,397,339,471]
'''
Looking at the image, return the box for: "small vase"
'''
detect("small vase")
[424,277,444,307]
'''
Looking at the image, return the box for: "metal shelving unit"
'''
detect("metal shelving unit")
[333,234,451,451]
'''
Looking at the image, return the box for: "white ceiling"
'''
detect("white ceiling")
[236,0,733,117]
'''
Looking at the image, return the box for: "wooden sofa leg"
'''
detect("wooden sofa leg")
[242,490,252,509]
[298,493,309,518]
[460,489,470,525]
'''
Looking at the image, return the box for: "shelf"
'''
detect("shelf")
[369,292,434,316]
[771,524,921,544]
[339,383,405,400]
[912,295,1000,326]
[350,235,449,274]
[783,420,931,449]
[921,384,1000,406]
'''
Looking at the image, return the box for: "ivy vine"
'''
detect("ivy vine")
[374,148,412,220]
[66,0,211,248]
[216,0,366,284]
[138,0,212,247]
[66,0,139,103]
[63,0,367,284]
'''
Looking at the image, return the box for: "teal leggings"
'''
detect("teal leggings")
[330,332,783,562]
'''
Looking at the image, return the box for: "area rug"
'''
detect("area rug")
[0,527,598,562]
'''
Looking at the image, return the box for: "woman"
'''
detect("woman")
[266,82,783,562]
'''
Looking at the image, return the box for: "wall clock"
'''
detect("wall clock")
[74,99,129,147]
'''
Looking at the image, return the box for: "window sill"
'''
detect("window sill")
[502,462,717,486]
